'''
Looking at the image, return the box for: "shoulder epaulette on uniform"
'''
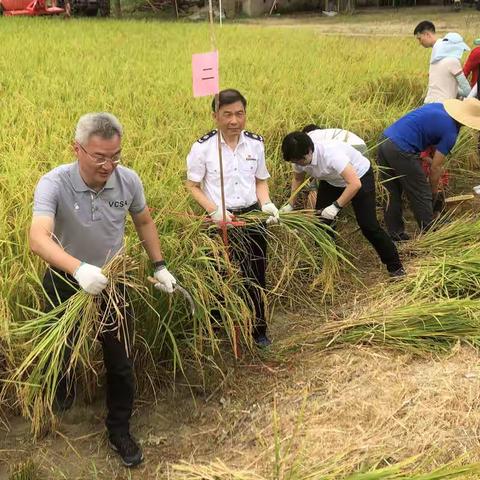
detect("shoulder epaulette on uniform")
[197,130,218,144]
[244,131,264,142]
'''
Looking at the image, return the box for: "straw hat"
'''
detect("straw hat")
[443,98,480,130]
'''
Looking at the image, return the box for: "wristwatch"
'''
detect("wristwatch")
[153,260,166,271]
[333,200,343,210]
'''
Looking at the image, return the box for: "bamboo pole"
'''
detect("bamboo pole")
[207,0,240,358]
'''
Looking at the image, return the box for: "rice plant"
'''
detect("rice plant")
[8,459,39,480]
[4,207,346,435]
[1,16,479,452]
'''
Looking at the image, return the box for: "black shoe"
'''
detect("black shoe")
[109,433,144,467]
[389,267,406,279]
[253,333,272,348]
[390,232,410,242]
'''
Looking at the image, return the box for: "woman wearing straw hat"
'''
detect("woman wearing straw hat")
[378,98,480,240]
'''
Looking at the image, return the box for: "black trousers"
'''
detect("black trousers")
[216,203,267,337]
[42,268,134,435]
[377,137,434,236]
[315,168,402,272]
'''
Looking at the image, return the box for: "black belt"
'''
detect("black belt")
[229,203,259,215]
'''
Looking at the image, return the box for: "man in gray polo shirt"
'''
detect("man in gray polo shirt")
[30,112,176,468]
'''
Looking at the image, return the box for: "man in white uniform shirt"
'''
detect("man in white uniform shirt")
[281,130,404,278]
[186,89,279,347]
[299,124,368,208]
[30,113,177,467]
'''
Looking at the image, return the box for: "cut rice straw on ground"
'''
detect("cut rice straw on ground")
[171,456,480,479]
[388,249,480,300]
[405,214,480,258]
[279,216,480,355]
[279,296,480,355]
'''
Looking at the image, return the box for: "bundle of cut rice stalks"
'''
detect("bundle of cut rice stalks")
[5,253,153,436]
[242,210,353,302]
[405,214,480,259]
[314,297,480,354]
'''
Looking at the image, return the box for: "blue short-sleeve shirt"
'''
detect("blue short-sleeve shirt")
[383,103,460,156]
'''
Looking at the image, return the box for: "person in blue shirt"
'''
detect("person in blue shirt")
[378,98,480,241]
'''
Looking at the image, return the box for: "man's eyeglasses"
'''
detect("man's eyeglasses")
[77,143,122,166]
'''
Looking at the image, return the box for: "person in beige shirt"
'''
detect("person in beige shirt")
[414,23,471,214]
[414,22,471,103]
[425,55,470,103]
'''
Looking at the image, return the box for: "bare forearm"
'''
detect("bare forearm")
[30,235,81,275]
[336,183,361,207]
[186,183,216,213]
[289,176,304,206]
[135,221,163,263]
[429,167,442,194]
[256,179,271,206]
[429,152,445,195]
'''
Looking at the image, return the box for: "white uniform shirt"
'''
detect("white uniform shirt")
[293,139,370,188]
[187,129,270,211]
[307,128,368,155]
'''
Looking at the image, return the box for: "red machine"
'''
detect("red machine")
[1,0,65,15]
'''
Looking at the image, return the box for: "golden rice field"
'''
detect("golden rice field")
[3,12,480,479]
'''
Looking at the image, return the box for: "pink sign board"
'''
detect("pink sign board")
[192,51,219,97]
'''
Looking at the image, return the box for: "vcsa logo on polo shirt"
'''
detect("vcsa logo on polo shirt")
[109,200,129,208]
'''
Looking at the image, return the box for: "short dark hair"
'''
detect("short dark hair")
[281,132,314,162]
[302,124,322,133]
[413,21,435,36]
[211,89,247,112]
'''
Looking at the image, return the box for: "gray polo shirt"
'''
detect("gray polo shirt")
[33,162,146,267]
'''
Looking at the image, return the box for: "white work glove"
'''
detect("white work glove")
[73,262,108,295]
[279,204,294,214]
[153,267,177,294]
[262,202,279,225]
[320,203,341,220]
[209,207,233,223]
[473,185,480,195]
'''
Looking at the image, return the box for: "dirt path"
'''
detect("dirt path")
[241,6,480,37]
